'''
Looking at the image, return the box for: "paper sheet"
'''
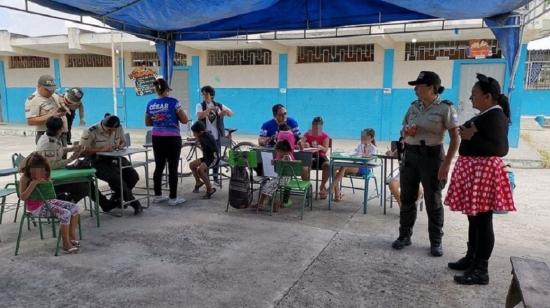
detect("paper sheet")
[261,151,277,177]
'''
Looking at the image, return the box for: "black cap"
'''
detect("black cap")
[102,115,120,128]
[408,71,441,86]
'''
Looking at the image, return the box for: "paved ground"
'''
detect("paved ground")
[0,121,549,308]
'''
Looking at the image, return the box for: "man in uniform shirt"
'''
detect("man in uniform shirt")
[59,87,86,145]
[24,75,65,144]
[392,71,460,257]
[36,116,115,212]
[80,114,142,215]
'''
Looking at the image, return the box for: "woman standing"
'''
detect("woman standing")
[145,78,189,206]
[392,71,460,257]
[445,74,515,285]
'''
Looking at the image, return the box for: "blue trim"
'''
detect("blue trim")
[381,49,395,139]
[188,56,200,116]
[0,61,8,122]
[278,53,288,107]
[53,59,61,90]
[174,65,190,71]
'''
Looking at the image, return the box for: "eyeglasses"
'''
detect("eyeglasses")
[276,112,287,117]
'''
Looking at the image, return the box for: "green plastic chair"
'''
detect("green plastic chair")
[14,181,82,256]
[272,160,313,220]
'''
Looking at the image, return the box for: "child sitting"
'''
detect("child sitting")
[256,139,293,211]
[276,123,295,159]
[190,121,218,199]
[331,128,377,201]
[18,152,81,254]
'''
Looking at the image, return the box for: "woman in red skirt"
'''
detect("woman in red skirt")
[444,73,515,285]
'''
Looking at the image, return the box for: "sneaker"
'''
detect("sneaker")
[153,195,169,203]
[168,197,187,206]
[430,244,443,257]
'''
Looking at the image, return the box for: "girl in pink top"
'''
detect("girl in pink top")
[275,123,295,160]
[19,152,80,254]
[300,117,331,199]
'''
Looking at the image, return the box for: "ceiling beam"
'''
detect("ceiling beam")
[0,31,59,58]
[175,44,201,56]
[250,40,289,53]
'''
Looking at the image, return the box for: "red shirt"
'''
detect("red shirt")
[303,131,329,157]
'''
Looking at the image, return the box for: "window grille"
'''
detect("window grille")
[9,56,50,69]
[297,44,375,63]
[207,49,272,66]
[404,40,501,61]
[525,49,550,89]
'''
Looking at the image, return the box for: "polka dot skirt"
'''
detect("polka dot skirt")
[445,156,516,216]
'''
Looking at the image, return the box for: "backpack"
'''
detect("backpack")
[228,165,252,209]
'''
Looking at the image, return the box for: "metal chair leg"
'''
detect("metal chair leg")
[39,217,44,240]
[14,214,26,256]
[14,199,21,223]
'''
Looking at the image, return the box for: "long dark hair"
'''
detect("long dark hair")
[19,152,51,179]
[475,73,511,121]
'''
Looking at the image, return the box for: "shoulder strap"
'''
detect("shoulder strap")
[201,101,207,111]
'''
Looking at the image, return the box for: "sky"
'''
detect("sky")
[0,1,548,48]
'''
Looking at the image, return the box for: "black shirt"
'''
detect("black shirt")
[458,107,509,157]
[199,131,219,163]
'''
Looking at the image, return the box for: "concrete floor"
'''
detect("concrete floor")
[0,128,549,307]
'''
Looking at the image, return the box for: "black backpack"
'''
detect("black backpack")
[228,165,252,209]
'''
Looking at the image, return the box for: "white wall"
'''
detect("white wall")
[60,55,113,88]
[4,55,54,87]
[287,45,384,89]
[199,51,279,88]
[392,42,454,88]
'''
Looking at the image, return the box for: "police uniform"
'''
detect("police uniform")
[398,96,458,248]
[81,123,140,204]
[36,134,112,211]
[25,92,62,143]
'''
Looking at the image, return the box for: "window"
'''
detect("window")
[525,49,550,89]
[131,52,187,67]
[207,49,272,66]
[9,56,50,69]
[405,39,502,61]
[66,54,112,67]
[297,44,375,63]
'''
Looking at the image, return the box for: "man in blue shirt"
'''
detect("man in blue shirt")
[258,104,301,147]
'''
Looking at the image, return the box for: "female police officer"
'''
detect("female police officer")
[392,71,460,257]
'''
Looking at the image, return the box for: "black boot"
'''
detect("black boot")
[448,242,474,270]
[454,259,489,285]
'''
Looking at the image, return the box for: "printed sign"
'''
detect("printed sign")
[128,67,157,96]
[467,40,492,59]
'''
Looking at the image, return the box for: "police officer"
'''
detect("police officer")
[36,116,115,212]
[80,115,142,215]
[25,75,64,144]
[392,71,460,257]
[59,87,86,145]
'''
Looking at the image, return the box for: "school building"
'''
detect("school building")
[1,17,549,146]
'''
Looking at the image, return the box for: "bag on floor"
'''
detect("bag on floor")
[228,165,252,209]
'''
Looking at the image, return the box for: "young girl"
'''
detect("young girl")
[276,123,296,159]
[18,152,81,254]
[300,116,331,198]
[256,140,293,211]
[331,128,377,201]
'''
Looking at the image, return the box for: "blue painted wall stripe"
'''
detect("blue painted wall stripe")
[188,56,200,117]
[383,49,394,88]
[278,53,288,108]
[53,59,61,90]
[0,61,8,122]
[381,49,395,139]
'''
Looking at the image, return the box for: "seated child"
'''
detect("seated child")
[256,139,293,211]
[276,123,295,159]
[189,121,219,199]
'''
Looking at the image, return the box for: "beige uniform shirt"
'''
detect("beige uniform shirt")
[402,96,458,146]
[24,92,62,132]
[36,134,69,169]
[80,123,124,151]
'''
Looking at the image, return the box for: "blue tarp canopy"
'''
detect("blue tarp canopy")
[31,0,530,85]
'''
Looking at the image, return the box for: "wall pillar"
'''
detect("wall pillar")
[381,49,395,140]
[278,53,288,108]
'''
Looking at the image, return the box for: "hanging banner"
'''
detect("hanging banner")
[128,67,157,96]
[467,39,492,59]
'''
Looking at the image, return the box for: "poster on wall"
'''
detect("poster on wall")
[128,67,157,96]
[467,39,492,59]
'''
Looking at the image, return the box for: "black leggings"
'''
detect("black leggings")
[468,211,494,261]
[152,135,182,199]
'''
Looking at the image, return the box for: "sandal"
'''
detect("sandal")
[71,240,81,247]
[335,192,344,202]
[193,182,205,193]
[63,246,79,254]
[203,188,217,199]
[319,189,328,200]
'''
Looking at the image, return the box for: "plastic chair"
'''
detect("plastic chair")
[340,160,380,214]
[14,181,82,256]
[272,160,313,220]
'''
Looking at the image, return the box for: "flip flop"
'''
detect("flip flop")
[71,240,81,247]
[193,182,205,193]
[335,192,344,202]
[319,190,328,200]
[203,188,217,199]
[63,247,79,254]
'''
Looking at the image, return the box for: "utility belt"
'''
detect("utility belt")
[404,142,443,158]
